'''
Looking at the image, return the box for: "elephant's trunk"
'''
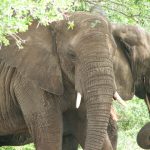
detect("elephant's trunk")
[137,122,150,149]
[80,54,114,150]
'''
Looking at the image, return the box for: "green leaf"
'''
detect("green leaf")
[67,21,75,30]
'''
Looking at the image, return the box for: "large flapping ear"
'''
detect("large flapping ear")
[0,21,63,95]
[112,24,137,64]
[112,24,141,47]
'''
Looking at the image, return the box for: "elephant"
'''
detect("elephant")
[0,12,118,150]
[112,24,150,149]
[112,24,150,101]
[0,22,136,150]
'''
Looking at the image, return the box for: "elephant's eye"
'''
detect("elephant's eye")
[67,49,77,62]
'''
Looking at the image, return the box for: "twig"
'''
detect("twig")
[102,5,138,22]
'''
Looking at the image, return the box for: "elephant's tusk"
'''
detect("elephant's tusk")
[76,92,82,109]
[114,91,127,107]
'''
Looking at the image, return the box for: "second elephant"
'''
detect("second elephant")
[112,24,150,149]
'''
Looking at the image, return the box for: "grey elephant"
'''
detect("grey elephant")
[0,12,119,150]
[112,24,150,149]
[0,21,135,150]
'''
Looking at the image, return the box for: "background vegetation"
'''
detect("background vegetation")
[0,0,150,149]
[0,0,150,46]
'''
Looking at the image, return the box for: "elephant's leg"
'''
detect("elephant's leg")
[62,109,117,150]
[62,134,78,150]
[62,111,79,150]
[14,76,62,150]
[75,122,114,150]
[63,109,86,149]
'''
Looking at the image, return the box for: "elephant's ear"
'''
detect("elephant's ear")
[112,24,138,63]
[0,21,63,95]
[112,24,143,46]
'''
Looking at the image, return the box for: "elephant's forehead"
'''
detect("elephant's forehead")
[68,12,108,27]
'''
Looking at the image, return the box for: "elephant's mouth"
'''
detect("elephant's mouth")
[76,91,126,121]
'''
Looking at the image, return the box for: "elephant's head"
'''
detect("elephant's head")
[112,24,150,101]
[53,12,117,149]
[112,24,150,100]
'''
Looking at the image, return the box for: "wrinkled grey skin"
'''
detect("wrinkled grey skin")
[112,24,150,100]
[0,23,137,150]
[112,24,150,149]
[0,107,117,150]
[0,12,117,150]
[62,108,118,150]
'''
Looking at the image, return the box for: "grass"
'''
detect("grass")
[0,97,149,150]
[0,144,34,150]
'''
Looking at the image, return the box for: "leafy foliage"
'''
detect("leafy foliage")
[67,21,75,30]
[85,0,150,29]
[0,0,85,46]
[0,0,150,46]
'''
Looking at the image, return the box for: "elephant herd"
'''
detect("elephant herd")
[0,11,149,150]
